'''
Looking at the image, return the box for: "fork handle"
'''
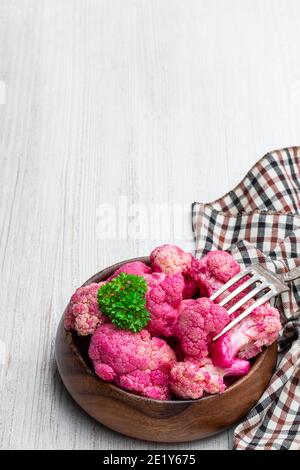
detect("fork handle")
[282,266,300,282]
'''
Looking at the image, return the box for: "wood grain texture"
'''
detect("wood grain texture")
[0,0,299,450]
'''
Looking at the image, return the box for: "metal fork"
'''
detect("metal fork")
[211,264,300,341]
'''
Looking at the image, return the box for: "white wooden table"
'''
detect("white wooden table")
[1,0,300,450]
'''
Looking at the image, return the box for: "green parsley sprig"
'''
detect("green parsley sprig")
[98,273,150,332]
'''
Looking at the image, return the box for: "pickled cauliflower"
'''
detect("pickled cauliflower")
[88,323,176,400]
[170,357,250,399]
[65,244,281,401]
[150,244,198,298]
[109,261,151,279]
[145,272,185,337]
[211,303,281,367]
[176,298,230,358]
[64,282,107,336]
[189,250,240,296]
[150,244,193,275]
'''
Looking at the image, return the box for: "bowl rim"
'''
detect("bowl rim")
[64,255,277,405]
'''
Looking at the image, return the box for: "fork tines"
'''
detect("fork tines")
[211,265,281,341]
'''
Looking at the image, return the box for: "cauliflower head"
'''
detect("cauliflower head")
[145,272,185,337]
[88,323,176,400]
[109,261,151,280]
[211,303,282,367]
[64,282,107,336]
[150,244,193,275]
[170,357,250,399]
[189,250,240,296]
[176,298,230,359]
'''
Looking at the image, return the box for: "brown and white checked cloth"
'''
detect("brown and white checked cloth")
[192,146,300,450]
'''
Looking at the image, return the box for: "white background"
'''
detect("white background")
[1,0,300,450]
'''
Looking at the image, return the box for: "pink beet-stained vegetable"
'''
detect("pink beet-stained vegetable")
[88,323,176,400]
[211,304,281,367]
[64,282,107,336]
[150,244,193,275]
[150,244,198,299]
[109,261,151,280]
[176,298,230,359]
[145,272,185,337]
[66,244,282,401]
[189,250,240,296]
[170,357,250,399]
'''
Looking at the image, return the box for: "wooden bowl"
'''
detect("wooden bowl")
[55,257,278,443]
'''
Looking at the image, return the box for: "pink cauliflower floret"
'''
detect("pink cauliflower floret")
[170,357,250,399]
[88,323,176,400]
[189,250,240,296]
[74,313,100,336]
[145,272,185,337]
[143,272,166,288]
[176,298,230,358]
[150,244,193,275]
[64,282,107,336]
[211,304,281,368]
[109,261,151,279]
[150,244,198,299]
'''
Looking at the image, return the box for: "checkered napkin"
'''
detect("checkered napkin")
[192,147,300,450]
